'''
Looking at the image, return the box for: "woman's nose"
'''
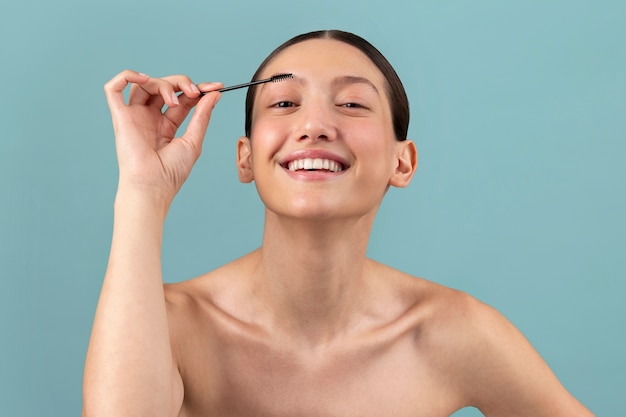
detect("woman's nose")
[294,101,337,143]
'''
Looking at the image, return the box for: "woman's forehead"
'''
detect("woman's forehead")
[259,39,386,86]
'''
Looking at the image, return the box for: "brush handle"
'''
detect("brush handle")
[199,77,273,96]
[200,73,292,96]
[215,77,275,93]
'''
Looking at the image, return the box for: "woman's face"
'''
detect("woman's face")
[238,38,415,221]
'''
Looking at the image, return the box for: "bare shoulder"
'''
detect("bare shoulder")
[161,252,266,351]
[162,259,246,327]
[379,264,593,416]
[161,267,224,357]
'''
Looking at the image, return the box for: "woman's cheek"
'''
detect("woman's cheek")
[250,120,292,171]
[250,122,279,153]
[344,119,388,149]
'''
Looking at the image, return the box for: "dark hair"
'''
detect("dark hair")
[244,30,409,141]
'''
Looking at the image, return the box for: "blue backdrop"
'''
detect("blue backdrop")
[1,1,624,415]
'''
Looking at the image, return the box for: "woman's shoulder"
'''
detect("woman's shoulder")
[367,259,477,314]
[161,254,270,373]
[369,260,512,362]
[164,253,252,304]
[385,266,584,414]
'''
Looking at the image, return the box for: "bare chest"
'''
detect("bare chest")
[177,330,460,417]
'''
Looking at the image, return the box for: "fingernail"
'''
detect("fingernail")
[138,72,149,77]
[190,83,200,93]
[201,82,223,89]
[171,92,179,105]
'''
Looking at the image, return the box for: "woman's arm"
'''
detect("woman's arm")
[454,295,594,416]
[82,70,222,417]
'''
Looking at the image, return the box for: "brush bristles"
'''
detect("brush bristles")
[271,73,293,82]
[209,73,294,94]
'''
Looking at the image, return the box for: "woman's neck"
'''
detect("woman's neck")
[251,211,377,347]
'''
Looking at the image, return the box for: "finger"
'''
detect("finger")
[129,78,178,108]
[128,75,203,108]
[103,70,150,113]
[128,81,156,106]
[171,76,204,99]
[179,91,222,152]
[197,81,224,95]
[163,82,223,127]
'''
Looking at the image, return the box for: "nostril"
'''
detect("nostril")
[297,134,329,142]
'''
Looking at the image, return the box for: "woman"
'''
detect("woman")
[83,30,593,416]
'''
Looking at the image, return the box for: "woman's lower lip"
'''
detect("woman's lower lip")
[282,167,346,180]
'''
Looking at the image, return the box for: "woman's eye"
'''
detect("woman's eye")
[340,102,368,110]
[272,101,295,108]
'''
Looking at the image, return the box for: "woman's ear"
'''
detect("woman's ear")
[389,139,418,188]
[237,136,254,183]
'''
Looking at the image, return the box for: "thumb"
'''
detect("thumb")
[181,91,222,152]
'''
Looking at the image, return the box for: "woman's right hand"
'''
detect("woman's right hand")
[104,70,223,205]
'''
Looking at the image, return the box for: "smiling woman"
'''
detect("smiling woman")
[82,30,593,417]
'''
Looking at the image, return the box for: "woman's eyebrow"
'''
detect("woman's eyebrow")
[258,74,379,94]
[332,76,379,94]
[256,73,302,93]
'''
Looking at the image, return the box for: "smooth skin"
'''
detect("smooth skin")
[83,39,594,416]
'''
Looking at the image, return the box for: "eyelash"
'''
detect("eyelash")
[270,101,367,109]
[273,101,295,108]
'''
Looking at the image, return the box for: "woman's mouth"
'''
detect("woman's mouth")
[286,158,345,172]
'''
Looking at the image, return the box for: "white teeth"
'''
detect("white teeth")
[287,158,343,172]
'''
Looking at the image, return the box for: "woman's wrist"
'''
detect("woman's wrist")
[114,183,173,222]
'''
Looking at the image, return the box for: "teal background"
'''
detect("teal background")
[1,0,624,415]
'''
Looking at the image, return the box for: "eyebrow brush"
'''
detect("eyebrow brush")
[200,73,293,95]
